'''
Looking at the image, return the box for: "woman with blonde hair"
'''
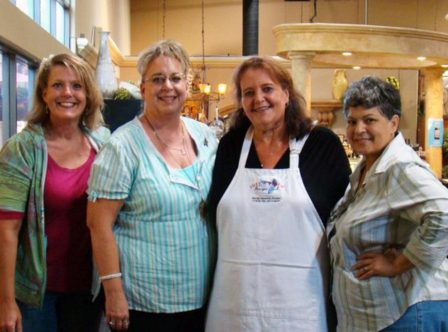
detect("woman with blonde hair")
[0,53,109,332]
[87,40,217,332]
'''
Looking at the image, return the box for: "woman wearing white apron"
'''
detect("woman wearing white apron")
[206,57,351,331]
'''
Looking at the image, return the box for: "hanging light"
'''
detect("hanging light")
[193,0,227,121]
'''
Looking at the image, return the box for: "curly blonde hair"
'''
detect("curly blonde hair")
[27,53,104,129]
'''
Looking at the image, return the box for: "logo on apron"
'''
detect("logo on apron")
[250,177,283,203]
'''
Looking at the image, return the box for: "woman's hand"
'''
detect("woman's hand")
[104,285,129,331]
[0,219,23,332]
[352,248,414,280]
[0,299,22,332]
[87,199,128,330]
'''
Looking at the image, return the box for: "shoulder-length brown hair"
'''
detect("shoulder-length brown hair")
[27,53,104,130]
[231,57,312,138]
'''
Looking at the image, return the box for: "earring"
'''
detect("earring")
[45,106,49,114]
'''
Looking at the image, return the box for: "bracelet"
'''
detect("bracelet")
[99,272,122,281]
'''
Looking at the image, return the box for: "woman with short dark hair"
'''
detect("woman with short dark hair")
[328,76,448,331]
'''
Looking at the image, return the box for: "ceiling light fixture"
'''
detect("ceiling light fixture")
[342,52,352,56]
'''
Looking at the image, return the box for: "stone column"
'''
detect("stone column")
[288,52,315,116]
[422,68,444,178]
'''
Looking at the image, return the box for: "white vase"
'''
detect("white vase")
[95,31,117,98]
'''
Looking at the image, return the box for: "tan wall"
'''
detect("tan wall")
[130,0,448,57]
[76,0,131,55]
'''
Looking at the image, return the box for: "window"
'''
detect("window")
[10,0,72,48]
[40,0,51,33]
[0,53,3,146]
[16,58,33,134]
[0,46,37,146]
[15,0,34,19]
[55,1,66,44]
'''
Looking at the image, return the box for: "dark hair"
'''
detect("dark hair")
[343,76,401,120]
[28,53,104,129]
[231,57,312,138]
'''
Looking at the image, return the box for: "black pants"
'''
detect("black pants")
[126,307,205,332]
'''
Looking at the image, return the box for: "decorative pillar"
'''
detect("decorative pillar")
[422,68,444,178]
[288,51,315,115]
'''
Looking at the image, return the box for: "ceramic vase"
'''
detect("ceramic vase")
[95,31,117,98]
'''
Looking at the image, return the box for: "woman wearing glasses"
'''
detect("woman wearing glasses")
[87,40,217,332]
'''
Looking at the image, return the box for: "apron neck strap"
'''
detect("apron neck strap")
[238,127,254,169]
[289,134,309,169]
[238,127,310,169]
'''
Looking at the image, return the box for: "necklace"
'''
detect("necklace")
[145,115,187,155]
[146,116,207,219]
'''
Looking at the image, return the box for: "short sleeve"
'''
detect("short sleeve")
[0,136,34,213]
[87,136,135,202]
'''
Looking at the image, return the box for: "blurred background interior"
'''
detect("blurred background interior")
[0,0,447,180]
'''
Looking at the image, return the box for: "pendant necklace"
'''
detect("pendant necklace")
[145,115,187,155]
[145,115,206,218]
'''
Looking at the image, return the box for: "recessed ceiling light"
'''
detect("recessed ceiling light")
[441,64,448,68]
[352,66,361,70]
[417,56,426,61]
[342,52,352,56]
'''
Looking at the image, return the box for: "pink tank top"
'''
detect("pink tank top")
[44,148,96,292]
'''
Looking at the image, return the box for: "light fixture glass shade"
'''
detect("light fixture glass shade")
[218,83,227,95]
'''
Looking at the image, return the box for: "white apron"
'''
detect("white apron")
[205,128,329,332]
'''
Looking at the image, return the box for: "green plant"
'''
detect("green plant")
[112,87,135,100]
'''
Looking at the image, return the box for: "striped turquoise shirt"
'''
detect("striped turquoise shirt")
[88,116,217,313]
[327,133,448,331]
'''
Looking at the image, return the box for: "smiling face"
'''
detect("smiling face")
[239,68,289,132]
[42,65,86,125]
[140,55,188,118]
[346,106,399,167]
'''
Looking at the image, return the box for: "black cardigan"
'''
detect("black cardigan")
[207,125,351,225]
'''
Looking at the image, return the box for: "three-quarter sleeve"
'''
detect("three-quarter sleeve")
[387,162,448,270]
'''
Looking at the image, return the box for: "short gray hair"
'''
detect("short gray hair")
[343,76,401,120]
[136,40,190,82]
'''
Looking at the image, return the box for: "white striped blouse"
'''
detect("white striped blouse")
[88,116,217,313]
[327,133,448,332]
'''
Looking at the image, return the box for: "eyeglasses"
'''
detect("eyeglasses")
[143,74,185,86]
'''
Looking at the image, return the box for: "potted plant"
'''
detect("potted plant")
[103,82,143,132]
